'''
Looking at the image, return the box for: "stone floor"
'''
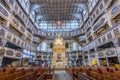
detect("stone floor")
[53,70,72,80]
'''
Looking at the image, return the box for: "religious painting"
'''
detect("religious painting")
[57,53,61,60]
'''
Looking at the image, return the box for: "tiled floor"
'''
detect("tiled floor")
[53,70,72,80]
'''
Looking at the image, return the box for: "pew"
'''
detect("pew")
[37,72,47,80]
[14,71,38,80]
[66,68,75,80]
[89,71,118,80]
[66,66,120,80]
[0,67,50,80]
[77,72,94,80]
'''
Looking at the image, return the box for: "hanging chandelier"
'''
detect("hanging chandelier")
[56,4,62,26]
[52,34,66,53]
[57,20,62,26]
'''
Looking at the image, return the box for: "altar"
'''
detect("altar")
[51,52,67,69]
[51,34,67,69]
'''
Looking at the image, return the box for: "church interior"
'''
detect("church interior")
[0,0,120,80]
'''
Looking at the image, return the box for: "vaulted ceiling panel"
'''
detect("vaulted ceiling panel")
[30,0,87,21]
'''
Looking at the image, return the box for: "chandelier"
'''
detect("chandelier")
[57,20,62,26]
[56,4,62,26]
[52,34,66,53]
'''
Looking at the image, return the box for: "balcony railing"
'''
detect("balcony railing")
[0,5,8,17]
[97,48,117,58]
[0,24,36,51]
[83,22,120,51]
[11,15,26,34]
[0,46,22,59]
[0,0,10,11]
[35,30,47,37]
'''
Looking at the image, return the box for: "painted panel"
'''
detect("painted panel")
[0,5,8,16]
[111,5,120,15]
[93,18,105,31]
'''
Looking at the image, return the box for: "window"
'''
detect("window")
[18,0,30,14]
[23,49,35,58]
[88,0,98,12]
[37,20,80,32]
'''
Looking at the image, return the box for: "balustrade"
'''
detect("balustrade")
[83,23,120,51]
[0,24,36,51]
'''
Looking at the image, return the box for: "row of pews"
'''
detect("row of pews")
[66,66,120,80]
[0,66,54,80]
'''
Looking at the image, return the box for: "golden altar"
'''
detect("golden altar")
[51,52,67,69]
[51,34,67,69]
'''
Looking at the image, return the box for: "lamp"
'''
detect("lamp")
[56,4,62,26]
[57,20,62,26]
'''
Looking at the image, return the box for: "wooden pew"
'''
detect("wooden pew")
[0,67,40,80]
[67,66,120,80]
[37,72,47,80]
[89,71,118,80]
[77,72,94,80]
[14,71,38,80]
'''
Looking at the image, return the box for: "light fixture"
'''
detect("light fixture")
[57,20,62,26]
[56,4,62,26]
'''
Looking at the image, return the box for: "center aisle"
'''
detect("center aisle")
[53,70,72,80]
